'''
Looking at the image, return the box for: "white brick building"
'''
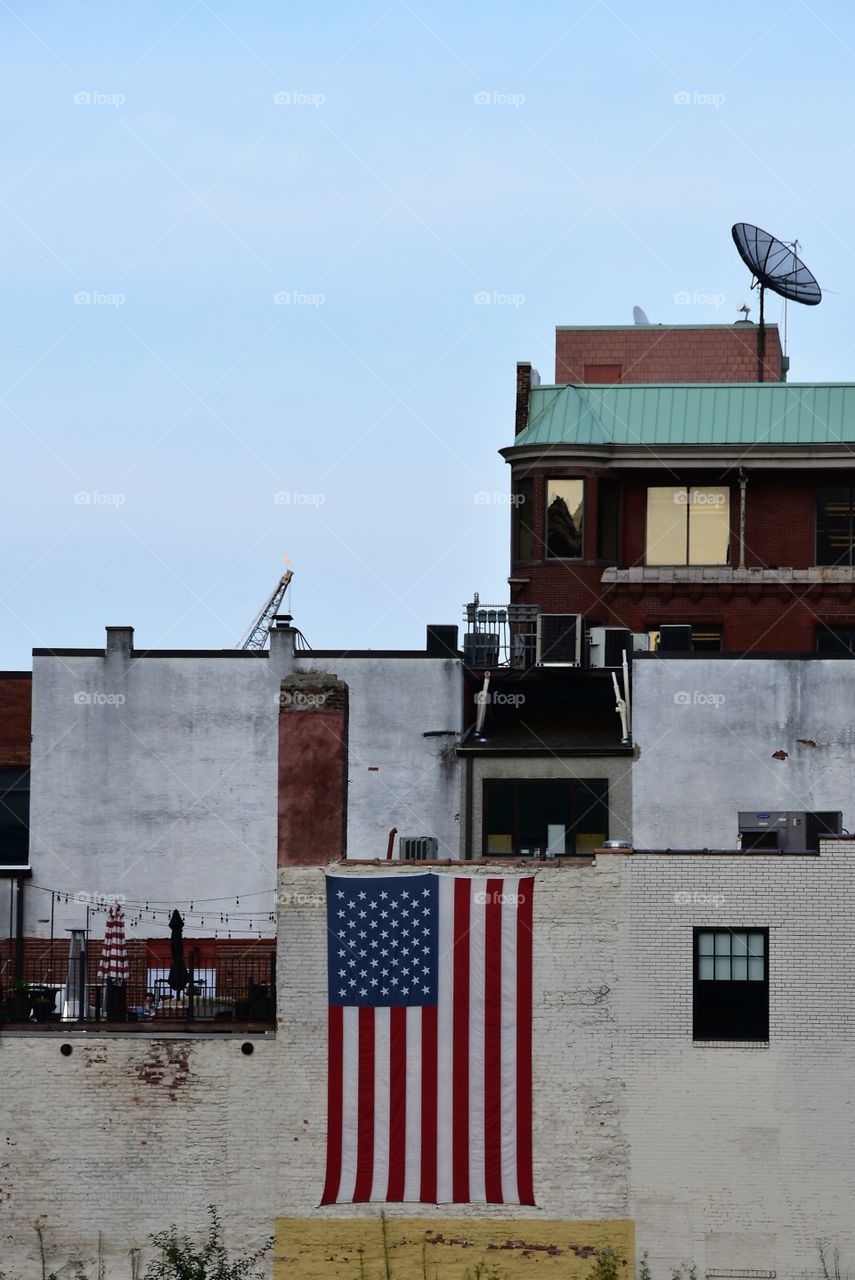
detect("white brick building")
[4,846,855,1278]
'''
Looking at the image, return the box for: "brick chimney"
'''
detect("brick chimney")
[515,362,540,436]
[277,673,348,866]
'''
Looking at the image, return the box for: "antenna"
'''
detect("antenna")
[632,305,650,325]
[731,223,821,381]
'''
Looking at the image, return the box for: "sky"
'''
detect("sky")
[3,0,855,667]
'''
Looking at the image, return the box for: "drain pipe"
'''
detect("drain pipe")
[738,469,748,569]
[385,826,398,861]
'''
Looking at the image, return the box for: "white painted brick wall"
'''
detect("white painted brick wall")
[621,840,855,1277]
[4,849,855,1279]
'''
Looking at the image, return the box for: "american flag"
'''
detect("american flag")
[322,872,534,1205]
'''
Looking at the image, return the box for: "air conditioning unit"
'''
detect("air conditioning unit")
[536,614,583,666]
[589,626,632,668]
[659,624,693,653]
[738,810,842,852]
[463,632,499,667]
[398,836,439,861]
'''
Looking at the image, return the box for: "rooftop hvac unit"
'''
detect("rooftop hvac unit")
[398,836,438,861]
[589,626,632,668]
[463,633,499,668]
[536,613,583,666]
[658,624,693,653]
[738,810,842,852]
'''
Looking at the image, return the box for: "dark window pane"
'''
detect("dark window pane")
[484,778,608,856]
[484,781,515,855]
[691,627,722,652]
[546,480,584,559]
[519,781,571,855]
[513,478,535,562]
[574,780,609,854]
[817,625,855,655]
[817,487,854,566]
[597,481,620,561]
[0,767,30,866]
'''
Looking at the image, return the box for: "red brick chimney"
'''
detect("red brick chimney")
[277,674,348,866]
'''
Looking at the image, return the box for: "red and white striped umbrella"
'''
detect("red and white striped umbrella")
[97,903,129,983]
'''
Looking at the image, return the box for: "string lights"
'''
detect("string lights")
[27,883,279,940]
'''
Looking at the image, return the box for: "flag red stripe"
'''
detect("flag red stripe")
[321,1005,344,1204]
[452,879,471,1203]
[484,878,504,1202]
[515,878,534,1205]
[353,1007,375,1201]
[387,1007,407,1200]
[420,1004,438,1201]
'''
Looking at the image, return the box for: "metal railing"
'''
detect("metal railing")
[463,597,540,668]
[0,946,276,1027]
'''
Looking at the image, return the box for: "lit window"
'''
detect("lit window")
[693,928,768,1041]
[483,779,607,856]
[546,480,584,559]
[646,486,730,566]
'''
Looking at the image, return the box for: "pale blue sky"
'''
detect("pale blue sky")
[2,0,855,667]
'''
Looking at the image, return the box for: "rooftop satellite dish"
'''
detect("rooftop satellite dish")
[632,305,650,325]
[731,223,821,380]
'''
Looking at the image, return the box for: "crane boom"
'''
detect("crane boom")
[237,569,293,650]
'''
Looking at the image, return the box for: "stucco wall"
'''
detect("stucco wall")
[25,646,463,936]
[294,656,461,859]
[28,649,280,938]
[631,657,855,849]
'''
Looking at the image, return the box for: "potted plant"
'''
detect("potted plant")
[6,979,31,1021]
[233,997,251,1021]
[30,986,59,1022]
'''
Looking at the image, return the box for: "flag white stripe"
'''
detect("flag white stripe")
[468,885,487,1203]
[370,1008,391,1201]
[338,1006,360,1203]
[500,878,519,1203]
[403,1006,422,1200]
[435,875,455,1201]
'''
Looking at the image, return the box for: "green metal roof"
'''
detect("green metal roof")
[515,383,855,448]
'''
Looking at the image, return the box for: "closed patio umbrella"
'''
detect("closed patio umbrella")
[168,909,190,993]
[97,903,129,1019]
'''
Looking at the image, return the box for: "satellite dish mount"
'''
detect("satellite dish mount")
[731,223,821,381]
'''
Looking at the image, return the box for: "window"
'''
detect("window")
[546,479,584,559]
[817,487,855,566]
[693,928,769,1041]
[817,625,855,655]
[483,778,607,856]
[646,486,730,566]
[647,625,722,653]
[597,480,620,561]
[0,767,29,866]
[512,477,535,561]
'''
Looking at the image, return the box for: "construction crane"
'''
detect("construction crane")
[237,568,294,651]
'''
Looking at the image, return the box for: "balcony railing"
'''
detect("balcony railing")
[0,946,276,1028]
[601,565,855,586]
[463,597,540,668]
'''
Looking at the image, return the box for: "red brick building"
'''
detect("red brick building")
[502,323,855,655]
